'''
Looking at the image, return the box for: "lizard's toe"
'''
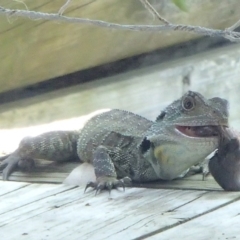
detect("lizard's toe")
[0,154,35,181]
[84,181,97,192]
[0,157,19,181]
[84,180,106,195]
[190,159,210,181]
[201,167,210,181]
[0,160,7,171]
[84,176,132,195]
[116,177,132,191]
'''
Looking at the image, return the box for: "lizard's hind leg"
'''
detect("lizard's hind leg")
[0,131,79,180]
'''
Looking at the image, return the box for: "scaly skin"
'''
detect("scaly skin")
[0,91,229,193]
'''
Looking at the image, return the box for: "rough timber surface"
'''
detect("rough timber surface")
[0,0,240,93]
[1,43,240,128]
[149,197,240,240]
[0,181,240,240]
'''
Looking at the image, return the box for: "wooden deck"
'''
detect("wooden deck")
[1,167,240,240]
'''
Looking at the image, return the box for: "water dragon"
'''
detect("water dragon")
[0,91,232,193]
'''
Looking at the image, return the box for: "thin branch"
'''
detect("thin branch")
[14,0,29,10]
[0,6,240,42]
[226,19,240,31]
[58,0,72,15]
[139,0,170,24]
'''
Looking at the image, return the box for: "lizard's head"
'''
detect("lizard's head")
[143,91,229,180]
[140,91,228,180]
[154,91,229,138]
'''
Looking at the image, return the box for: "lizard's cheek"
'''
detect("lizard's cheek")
[175,126,219,138]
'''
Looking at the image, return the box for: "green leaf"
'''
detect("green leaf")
[171,0,188,12]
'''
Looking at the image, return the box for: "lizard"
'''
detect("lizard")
[0,91,229,193]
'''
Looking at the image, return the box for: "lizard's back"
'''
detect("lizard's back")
[77,109,153,162]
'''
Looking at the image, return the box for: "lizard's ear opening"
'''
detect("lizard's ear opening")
[140,137,151,154]
[156,111,166,122]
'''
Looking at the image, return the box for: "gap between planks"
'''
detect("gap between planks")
[147,196,240,240]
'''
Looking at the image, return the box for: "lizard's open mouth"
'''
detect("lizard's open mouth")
[175,125,219,138]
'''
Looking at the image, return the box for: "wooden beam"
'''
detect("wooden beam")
[0,0,240,92]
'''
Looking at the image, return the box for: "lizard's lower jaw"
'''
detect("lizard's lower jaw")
[175,125,220,138]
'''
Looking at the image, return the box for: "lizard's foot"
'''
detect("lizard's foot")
[190,159,210,180]
[84,176,131,195]
[0,154,35,180]
[201,166,210,181]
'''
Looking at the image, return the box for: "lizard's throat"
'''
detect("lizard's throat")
[175,125,219,138]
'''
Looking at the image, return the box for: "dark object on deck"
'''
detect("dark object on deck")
[209,127,240,191]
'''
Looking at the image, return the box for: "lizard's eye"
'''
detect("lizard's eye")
[182,96,195,111]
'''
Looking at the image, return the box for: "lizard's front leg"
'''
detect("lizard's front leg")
[0,131,79,180]
[85,146,131,194]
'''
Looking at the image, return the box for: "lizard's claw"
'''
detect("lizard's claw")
[201,167,210,181]
[0,154,34,180]
[0,155,20,180]
[199,161,210,181]
[84,176,131,195]
[190,159,210,181]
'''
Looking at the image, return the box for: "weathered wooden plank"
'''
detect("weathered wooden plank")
[0,0,240,93]
[148,198,240,240]
[0,181,29,196]
[0,183,76,216]
[0,44,240,129]
[0,184,79,227]
[0,183,240,240]
[0,161,222,190]
[2,169,222,191]
[133,175,222,191]
[57,191,240,240]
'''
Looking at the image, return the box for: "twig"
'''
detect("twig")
[14,0,29,10]
[139,0,170,24]
[58,0,72,15]
[226,19,240,31]
[0,6,240,42]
